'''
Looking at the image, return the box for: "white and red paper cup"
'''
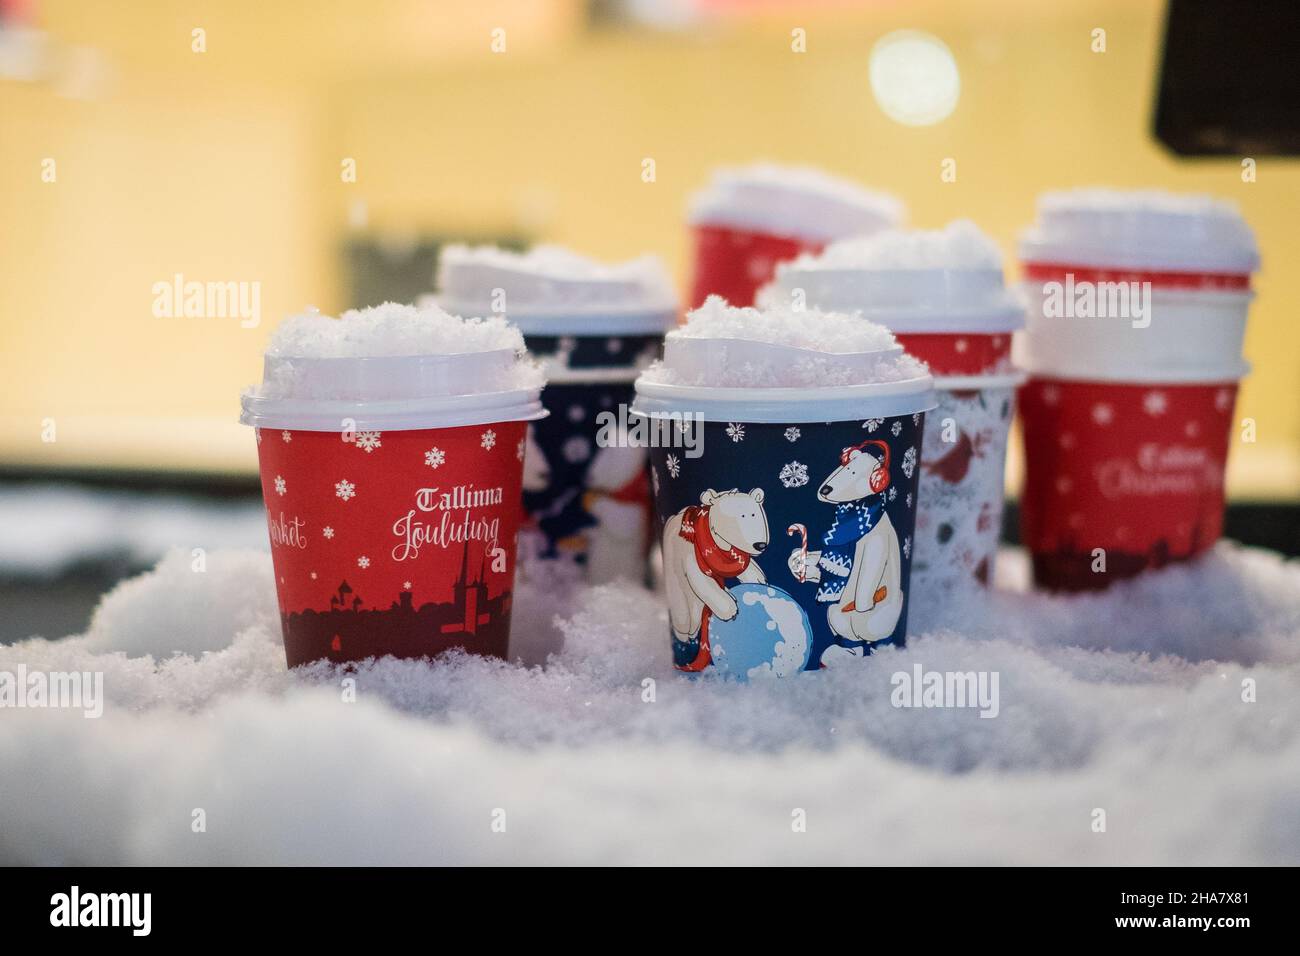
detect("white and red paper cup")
[762,222,1025,603]
[241,343,545,667]
[687,164,902,308]
[1017,190,1258,590]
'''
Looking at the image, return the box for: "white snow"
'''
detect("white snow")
[688,162,903,242]
[266,302,527,359]
[786,219,1004,272]
[1,540,1298,864]
[436,244,676,316]
[640,296,928,388]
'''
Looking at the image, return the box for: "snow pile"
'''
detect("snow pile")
[268,302,526,359]
[1,542,1298,864]
[247,302,544,408]
[436,244,676,318]
[688,163,903,243]
[639,296,928,388]
[785,219,1004,272]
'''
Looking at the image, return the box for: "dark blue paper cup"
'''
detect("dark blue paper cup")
[633,376,935,678]
[518,331,664,585]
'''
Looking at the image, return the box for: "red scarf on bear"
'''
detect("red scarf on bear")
[676,505,750,672]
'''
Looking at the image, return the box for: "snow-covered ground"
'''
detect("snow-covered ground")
[1,541,1298,865]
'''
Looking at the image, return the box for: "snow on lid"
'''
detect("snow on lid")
[762,220,1025,333]
[643,295,928,389]
[266,301,525,359]
[248,303,544,412]
[1020,188,1259,273]
[786,219,1004,272]
[687,162,904,243]
[436,243,677,318]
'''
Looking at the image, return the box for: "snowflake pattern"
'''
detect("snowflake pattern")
[726,422,745,442]
[864,418,882,432]
[888,485,897,501]
[1091,403,1114,426]
[355,430,382,452]
[912,413,920,426]
[403,581,412,590]
[481,429,497,450]
[323,526,334,539]
[281,430,292,443]
[784,427,801,443]
[651,467,661,497]
[563,435,592,464]
[424,447,445,469]
[1215,388,1233,412]
[890,420,903,437]
[357,556,370,569]
[778,461,809,489]
[905,492,913,508]
[335,479,356,501]
[666,454,681,479]
[1142,391,1167,416]
[273,475,286,495]
[901,446,917,479]
[516,438,526,462]
[902,536,912,559]
[255,429,262,444]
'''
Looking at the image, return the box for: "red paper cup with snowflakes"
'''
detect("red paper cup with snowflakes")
[1018,377,1239,591]
[242,343,545,668]
[689,224,823,309]
[252,422,531,666]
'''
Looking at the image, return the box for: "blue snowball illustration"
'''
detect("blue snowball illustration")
[708,583,814,680]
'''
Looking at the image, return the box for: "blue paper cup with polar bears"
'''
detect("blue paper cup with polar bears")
[632,317,936,679]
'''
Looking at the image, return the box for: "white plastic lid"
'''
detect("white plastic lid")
[436,243,677,335]
[632,377,937,424]
[240,304,545,431]
[662,336,904,385]
[687,163,904,244]
[1019,188,1259,274]
[763,221,1025,333]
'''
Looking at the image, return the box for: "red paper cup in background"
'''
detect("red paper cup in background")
[1018,376,1238,590]
[687,164,903,308]
[1017,190,1258,590]
[762,223,1025,609]
[242,346,545,667]
[689,224,821,310]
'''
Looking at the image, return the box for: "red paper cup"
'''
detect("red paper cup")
[253,421,529,666]
[1018,376,1238,591]
[690,224,823,309]
[895,331,1013,377]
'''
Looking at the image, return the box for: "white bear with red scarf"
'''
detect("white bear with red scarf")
[662,488,769,672]
[788,439,903,655]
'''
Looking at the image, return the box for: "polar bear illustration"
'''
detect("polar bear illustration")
[788,440,903,650]
[662,488,769,671]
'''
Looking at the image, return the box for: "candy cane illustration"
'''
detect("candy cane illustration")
[787,523,808,583]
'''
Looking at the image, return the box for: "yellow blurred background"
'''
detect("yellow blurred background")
[2,0,1297,499]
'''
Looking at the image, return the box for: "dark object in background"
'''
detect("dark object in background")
[1155,0,1300,156]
